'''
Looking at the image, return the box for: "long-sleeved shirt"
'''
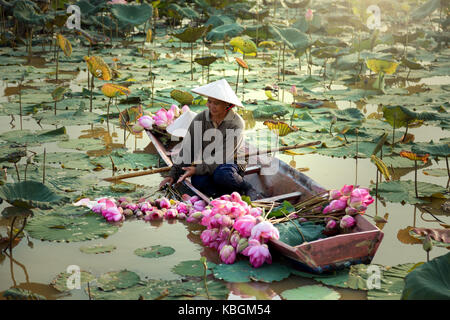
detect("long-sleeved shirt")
[168,108,247,181]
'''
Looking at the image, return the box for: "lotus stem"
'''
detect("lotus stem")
[414,159,418,198]
[9,217,27,250]
[89,74,94,112]
[19,81,22,130]
[446,156,449,190]
[42,147,46,184]
[87,281,92,300]
[277,46,281,80]
[55,46,59,84]
[14,162,20,182]
[7,217,17,252]
[235,66,240,93]
[355,128,359,186]
[282,43,286,81]
[190,42,193,81]
[106,98,112,120]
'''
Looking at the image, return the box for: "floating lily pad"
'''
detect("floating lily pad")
[80,244,117,254]
[134,245,175,259]
[50,270,96,293]
[1,206,33,218]
[34,152,97,171]
[91,149,160,171]
[0,181,69,209]
[2,288,46,300]
[97,270,141,292]
[25,211,119,242]
[0,127,68,146]
[281,285,341,300]
[371,180,448,205]
[402,253,450,300]
[171,260,217,277]
[212,260,291,283]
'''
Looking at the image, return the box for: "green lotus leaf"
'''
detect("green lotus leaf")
[205,15,235,28]
[134,245,175,259]
[167,3,200,20]
[97,270,141,292]
[275,221,326,247]
[75,0,104,16]
[110,3,153,28]
[402,253,450,300]
[0,127,68,146]
[206,23,244,42]
[0,144,27,164]
[423,168,449,177]
[194,56,220,67]
[80,185,148,201]
[170,89,194,105]
[171,260,217,277]
[25,211,119,242]
[212,260,291,283]
[411,141,450,157]
[367,263,416,300]
[57,138,105,152]
[13,0,48,25]
[0,181,69,209]
[173,25,211,43]
[1,206,33,218]
[248,103,290,119]
[89,279,228,300]
[34,152,97,171]
[90,149,160,171]
[410,0,441,21]
[269,25,310,51]
[2,287,46,300]
[383,105,450,129]
[370,180,448,205]
[281,285,341,300]
[32,106,101,126]
[80,244,117,254]
[50,270,96,293]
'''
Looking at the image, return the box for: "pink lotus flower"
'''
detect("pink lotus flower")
[189,195,200,204]
[242,239,272,268]
[164,209,178,219]
[181,105,190,114]
[157,198,171,209]
[219,245,236,264]
[153,108,174,128]
[233,215,257,238]
[187,211,202,223]
[102,206,123,222]
[290,85,297,96]
[91,198,115,214]
[250,221,280,242]
[230,231,241,248]
[340,215,356,229]
[138,115,154,129]
[305,9,314,22]
[176,202,189,214]
[340,185,354,196]
[139,202,153,213]
[108,0,128,5]
[248,207,262,217]
[193,200,206,212]
[200,228,219,247]
[219,194,232,201]
[182,194,191,202]
[230,192,242,203]
[126,203,138,211]
[345,206,358,215]
[74,198,96,208]
[170,104,180,117]
[230,205,247,219]
[329,189,342,200]
[322,198,348,214]
[218,227,231,241]
[149,210,164,220]
[177,212,186,220]
[219,214,234,228]
[325,219,337,230]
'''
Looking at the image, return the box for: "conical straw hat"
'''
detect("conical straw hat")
[166,110,197,138]
[191,79,243,107]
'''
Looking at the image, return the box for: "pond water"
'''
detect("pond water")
[0,0,449,301]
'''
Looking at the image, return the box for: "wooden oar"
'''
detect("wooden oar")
[103,141,321,182]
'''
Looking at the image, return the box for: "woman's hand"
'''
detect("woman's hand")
[177,166,196,184]
[159,176,174,190]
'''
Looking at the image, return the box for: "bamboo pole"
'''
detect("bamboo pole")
[104,141,321,182]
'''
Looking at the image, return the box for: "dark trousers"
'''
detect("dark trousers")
[191,164,252,198]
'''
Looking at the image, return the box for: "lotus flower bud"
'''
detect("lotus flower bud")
[326,219,337,230]
[329,189,342,200]
[345,206,358,215]
[123,209,134,216]
[219,245,236,264]
[305,9,313,22]
[340,215,356,229]
[137,115,154,129]
[237,238,249,253]
[340,184,354,196]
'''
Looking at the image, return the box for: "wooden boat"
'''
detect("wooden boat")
[145,129,384,274]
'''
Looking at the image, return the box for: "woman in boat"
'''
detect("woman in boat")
[159,79,261,199]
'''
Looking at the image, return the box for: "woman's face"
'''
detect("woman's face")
[206,97,228,118]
